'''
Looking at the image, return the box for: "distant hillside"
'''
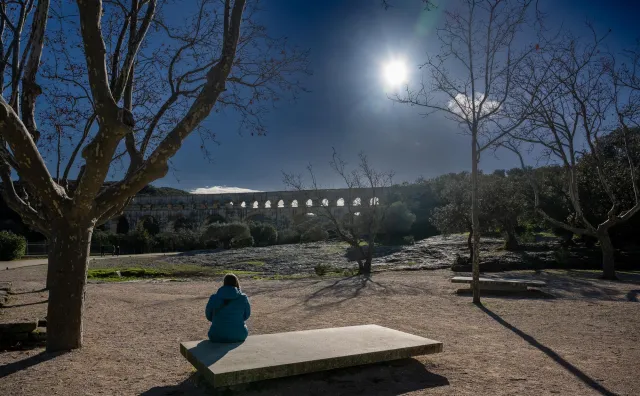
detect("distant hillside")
[136,185,191,196]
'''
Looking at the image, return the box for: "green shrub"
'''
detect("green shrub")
[277,229,301,244]
[314,263,332,276]
[382,201,416,235]
[301,226,329,242]
[122,230,156,254]
[250,223,278,247]
[230,236,254,249]
[204,222,251,249]
[0,231,26,260]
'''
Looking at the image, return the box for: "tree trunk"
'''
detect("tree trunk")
[46,240,56,290]
[356,244,372,275]
[597,230,616,280]
[504,221,519,251]
[471,134,481,304]
[46,220,94,352]
[467,227,473,261]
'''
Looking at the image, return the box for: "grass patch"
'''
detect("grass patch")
[88,268,169,279]
[87,266,261,282]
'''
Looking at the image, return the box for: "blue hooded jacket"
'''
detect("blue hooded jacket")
[205,285,251,343]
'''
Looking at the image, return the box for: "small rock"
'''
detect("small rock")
[0,320,38,333]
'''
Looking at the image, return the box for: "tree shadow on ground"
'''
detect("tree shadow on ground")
[0,351,64,379]
[454,288,555,300]
[535,270,640,301]
[2,299,48,308]
[479,304,620,396]
[626,290,640,302]
[468,270,640,301]
[7,288,47,295]
[139,358,449,396]
[301,276,391,311]
[247,279,324,297]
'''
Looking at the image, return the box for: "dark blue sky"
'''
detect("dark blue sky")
[156,0,640,193]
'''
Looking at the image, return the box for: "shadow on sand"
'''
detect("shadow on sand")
[479,304,620,396]
[139,358,449,396]
[0,351,65,379]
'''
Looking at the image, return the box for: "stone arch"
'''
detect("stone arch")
[369,197,379,206]
[252,201,259,209]
[265,200,271,208]
[240,201,246,208]
[291,200,298,208]
[321,198,329,207]
[306,199,313,207]
[116,215,130,234]
[352,197,361,206]
[277,199,285,208]
[337,198,345,207]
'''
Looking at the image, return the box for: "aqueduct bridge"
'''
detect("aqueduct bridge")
[109,185,422,232]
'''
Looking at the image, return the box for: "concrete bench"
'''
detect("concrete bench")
[451,276,547,291]
[180,324,443,388]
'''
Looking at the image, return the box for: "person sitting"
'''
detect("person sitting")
[205,274,251,343]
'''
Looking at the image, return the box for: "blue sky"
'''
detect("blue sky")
[76,0,640,193]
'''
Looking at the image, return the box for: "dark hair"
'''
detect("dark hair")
[223,273,240,288]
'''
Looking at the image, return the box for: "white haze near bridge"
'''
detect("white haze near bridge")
[190,186,262,194]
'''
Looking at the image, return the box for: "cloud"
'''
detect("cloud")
[447,93,500,118]
[190,186,262,194]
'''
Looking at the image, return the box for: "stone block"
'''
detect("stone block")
[0,320,38,333]
[451,276,546,291]
[180,324,443,388]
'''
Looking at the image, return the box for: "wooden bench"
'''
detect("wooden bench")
[451,276,547,292]
[180,324,443,388]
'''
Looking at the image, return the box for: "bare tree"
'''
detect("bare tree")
[283,150,394,275]
[0,0,309,351]
[391,0,538,303]
[506,29,640,279]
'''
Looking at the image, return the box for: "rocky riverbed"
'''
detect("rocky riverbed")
[90,233,634,278]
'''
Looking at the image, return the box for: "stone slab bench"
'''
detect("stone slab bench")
[451,276,547,291]
[180,324,443,388]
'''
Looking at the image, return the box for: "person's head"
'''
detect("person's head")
[223,273,240,289]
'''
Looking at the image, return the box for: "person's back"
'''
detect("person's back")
[205,274,251,343]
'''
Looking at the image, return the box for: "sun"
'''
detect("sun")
[383,60,408,86]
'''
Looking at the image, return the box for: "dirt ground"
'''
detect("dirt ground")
[1,265,639,396]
